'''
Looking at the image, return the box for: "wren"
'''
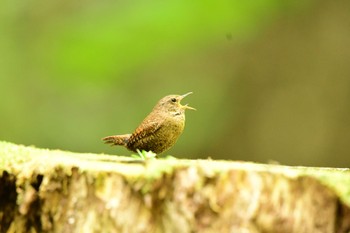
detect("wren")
[102,92,195,154]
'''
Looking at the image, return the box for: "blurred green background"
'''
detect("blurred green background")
[1,0,350,167]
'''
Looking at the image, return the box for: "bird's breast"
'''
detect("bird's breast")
[160,116,185,137]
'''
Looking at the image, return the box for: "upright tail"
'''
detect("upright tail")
[102,134,131,146]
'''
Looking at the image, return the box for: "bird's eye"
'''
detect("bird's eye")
[171,98,177,103]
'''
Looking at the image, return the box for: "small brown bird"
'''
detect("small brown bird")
[102,92,195,154]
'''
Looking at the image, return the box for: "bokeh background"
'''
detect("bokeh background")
[1,0,350,167]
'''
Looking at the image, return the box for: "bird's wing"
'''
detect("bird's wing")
[128,122,160,145]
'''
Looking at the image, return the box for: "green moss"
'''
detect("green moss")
[1,141,350,206]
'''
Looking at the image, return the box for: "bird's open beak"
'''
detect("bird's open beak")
[179,92,196,110]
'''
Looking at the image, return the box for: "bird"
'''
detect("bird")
[102,92,195,154]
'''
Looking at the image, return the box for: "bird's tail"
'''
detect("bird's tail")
[102,134,131,146]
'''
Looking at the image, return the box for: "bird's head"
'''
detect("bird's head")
[155,92,196,115]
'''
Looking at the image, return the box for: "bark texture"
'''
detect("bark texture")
[0,141,349,233]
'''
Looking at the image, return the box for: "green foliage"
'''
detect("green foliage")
[0,0,304,82]
[131,149,157,160]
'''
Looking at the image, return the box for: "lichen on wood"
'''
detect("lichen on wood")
[0,141,349,233]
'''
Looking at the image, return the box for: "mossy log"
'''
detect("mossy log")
[0,141,349,233]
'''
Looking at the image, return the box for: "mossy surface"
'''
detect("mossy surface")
[1,141,349,205]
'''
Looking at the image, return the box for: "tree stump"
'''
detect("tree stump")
[0,141,349,233]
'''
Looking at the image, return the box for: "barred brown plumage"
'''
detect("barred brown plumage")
[102,92,195,154]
